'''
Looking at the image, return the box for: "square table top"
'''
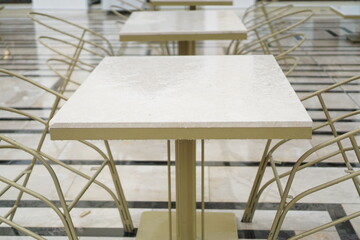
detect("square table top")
[150,0,232,6]
[50,55,312,140]
[119,10,247,42]
[330,5,360,19]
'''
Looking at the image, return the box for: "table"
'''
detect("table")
[119,10,247,55]
[330,5,360,42]
[150,0,232,10]
[50,55,312,240]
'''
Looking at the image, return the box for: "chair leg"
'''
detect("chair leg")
[242,139,272,222]
[104,140,134,233]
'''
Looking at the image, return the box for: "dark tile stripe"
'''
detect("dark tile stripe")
[0,226,297,239]
[326,30,339,37]
[1,159,359,168]
[326,204,360,240]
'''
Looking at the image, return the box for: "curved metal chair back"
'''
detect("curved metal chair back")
[0,69,134,236]
[228,9,313,55]
[235,33,306,76]
[29,12,116,93]
[29,12,114,56]
[0,135,78,240]
[242,1,293,27]
[268,127,360,239]
[242,75,360,239]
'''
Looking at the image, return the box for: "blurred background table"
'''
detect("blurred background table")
[119,10,247,55]
[331,4,360,42]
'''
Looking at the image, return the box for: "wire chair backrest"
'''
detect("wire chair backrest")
[0,135,78,239]
[242,2,293,27]
[0,69,135,233]
[268,75,360,172]
[29,12,115,93]
[228,9,313,55]
[29,12,114,56]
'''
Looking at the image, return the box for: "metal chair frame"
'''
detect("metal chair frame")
[267,128,360,240]
[242,2,293,28]
[240,75,360,239]
[227,9,313,55]
[0,135,78,240]
[235,33,306,76]
[29,11,118,93]
[0,69,135,236]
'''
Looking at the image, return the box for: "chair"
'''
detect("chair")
[0,135,78,239]
[0,69,135,236]
[227,9,313,55]
[241,75,360,239]
[235,33,306,76]
[241,1,293,29]
[268,129,360,240]
[28,12,117,93]
[228,8,312,76]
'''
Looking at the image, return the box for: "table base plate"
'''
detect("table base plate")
[136,211,238,240]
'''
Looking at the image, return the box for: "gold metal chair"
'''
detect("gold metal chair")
[28,11,117,93]
[235,33,306,76]
[0,135,78,240]
[227,9,313,55]
[241,75,360,239]
[267,128,360,240]
[241,1,293,29]
[0,69,134,234]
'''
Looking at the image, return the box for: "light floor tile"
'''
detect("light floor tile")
[293,231,341,240]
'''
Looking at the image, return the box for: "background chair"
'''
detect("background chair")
[228,9,312,76]
[29,12,117,94]
[228,9,313,55]
[234,33,306,76]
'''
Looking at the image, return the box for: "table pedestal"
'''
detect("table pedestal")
[136,211,238,240]
[179,41,196,55]
[136,140,238,240]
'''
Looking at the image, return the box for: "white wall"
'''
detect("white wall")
[32,0,90,10]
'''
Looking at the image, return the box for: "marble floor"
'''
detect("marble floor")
[0,2,359,240]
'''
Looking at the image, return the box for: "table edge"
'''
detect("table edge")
[330,6,360,19]
[150,1,232,6]
[50,127,312,140]
[120,33,247,41]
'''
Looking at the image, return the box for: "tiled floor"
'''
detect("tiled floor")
[0,2,359,240]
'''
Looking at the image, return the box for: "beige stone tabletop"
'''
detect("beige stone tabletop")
[50,55,312,140]
[331,5,360,19]
[150,0,232,6]
[119,10,247,42]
